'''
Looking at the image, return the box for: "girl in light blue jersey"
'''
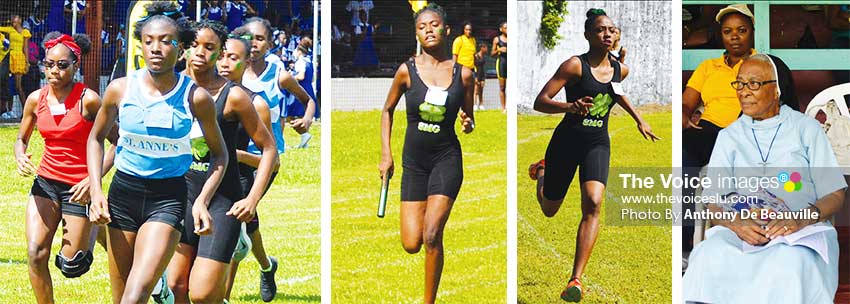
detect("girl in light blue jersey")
[86,2,228,303]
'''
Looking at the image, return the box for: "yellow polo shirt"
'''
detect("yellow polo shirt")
[452,35,476,69]
[686,49,757,128]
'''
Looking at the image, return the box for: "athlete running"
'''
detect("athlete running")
[86,2,228,302]
[527,8,659,302]
[163,19,278,303]
[379,4,475,304]
[15,31,113,304]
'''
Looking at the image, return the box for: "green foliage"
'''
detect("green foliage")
[540,0,570,50]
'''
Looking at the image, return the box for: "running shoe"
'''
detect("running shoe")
[151,273,174,304]
[260,256,278,302]
[529,159,545,180]
[232,223,252,262]
[297,132,312,148]
[560,278,582,302]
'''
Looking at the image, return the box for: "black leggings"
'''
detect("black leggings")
[543,128,610,201]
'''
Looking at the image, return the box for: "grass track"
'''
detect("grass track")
[331,110,506,303]
[517,110,672,303]
[0,125,320,303]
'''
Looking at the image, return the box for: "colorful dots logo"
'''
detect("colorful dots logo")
[779,172,802,192]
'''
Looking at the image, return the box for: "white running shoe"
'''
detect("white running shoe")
[151,273,174,304]
[232,223,252,262]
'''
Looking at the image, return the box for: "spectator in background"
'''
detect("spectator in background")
[452,21,476,70]
[225,0,257,32]
[473,42,488,111]
[0,15,32,119]
[271,29,292,64]
[346,0,374,27]
[47,0,65,33]
[0,31,9,117]
[64,0,86,34]
[110,23,126,81]
[352,10,378,77]
[24,12,45,48]
[288,45,316,148]
[21,39,39,100]
[203,0,225,23]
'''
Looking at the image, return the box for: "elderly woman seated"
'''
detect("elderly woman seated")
[683,54,847,303]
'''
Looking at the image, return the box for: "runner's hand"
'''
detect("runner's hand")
[88,193,111,225]
[192,202,213,235]
[69,176,91,204]
[16,152,35,177]
[637,121,661,142]
[379,157,394,181]
[460,111,474,133]
[227,199,257,222]
[569,96,593,116]
[290,117,311,133]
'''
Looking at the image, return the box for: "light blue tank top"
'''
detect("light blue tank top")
[115,69,195,178]
[242,59,286,154]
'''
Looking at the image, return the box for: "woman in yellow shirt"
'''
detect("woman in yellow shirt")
[683,4,755,169]
[452,21,476,70]
[0,14,31,118]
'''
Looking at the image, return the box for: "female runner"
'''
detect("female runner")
[379,4,475,303]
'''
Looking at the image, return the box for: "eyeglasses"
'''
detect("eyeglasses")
[731,80,777,91]
[43,60,76,70]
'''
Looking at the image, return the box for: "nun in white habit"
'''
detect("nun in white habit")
[683,54,847,303]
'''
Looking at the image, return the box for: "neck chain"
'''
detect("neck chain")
[751,123,782,169]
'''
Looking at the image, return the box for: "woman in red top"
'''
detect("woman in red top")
[14,31,115,304]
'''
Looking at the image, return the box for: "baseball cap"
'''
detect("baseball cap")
[715,4,754,23]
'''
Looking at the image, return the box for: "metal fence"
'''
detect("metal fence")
[331,0,506,111]
[0,0,319,120]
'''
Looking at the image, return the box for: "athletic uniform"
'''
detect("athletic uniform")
[543,54,620,201]
[286,55,314,118]
[180,81,242,262]
[30,82,91,218]
[400,59,464,201]
[109,69,194,232]
[243,60,286,154]
[496,36,507,79]
[235,84,278,234]
[473,53,485,81]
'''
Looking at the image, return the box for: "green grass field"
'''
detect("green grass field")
[0,125,320,303]
[331,110,506,303]
[517,110,672,303]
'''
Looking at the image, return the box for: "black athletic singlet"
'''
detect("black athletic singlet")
[186,81,241,202]
[543,54,621,200]
[496,36,507,79]
[400,59,465,201]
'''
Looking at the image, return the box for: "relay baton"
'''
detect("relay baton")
[377,172,392,218]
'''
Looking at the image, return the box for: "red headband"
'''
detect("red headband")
[44,34,81,59]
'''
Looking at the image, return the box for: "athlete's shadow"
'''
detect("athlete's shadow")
[237,293,320,302]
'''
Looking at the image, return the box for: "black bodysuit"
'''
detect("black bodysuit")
[400,59,465,201]
[543,54,621,201]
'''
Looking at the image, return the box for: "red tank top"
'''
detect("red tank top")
[35,83,93,185]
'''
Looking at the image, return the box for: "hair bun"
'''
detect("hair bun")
[586,8,607,18]
[71,33,92,55]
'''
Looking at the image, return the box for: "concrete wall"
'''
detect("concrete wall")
[516,1,672,112]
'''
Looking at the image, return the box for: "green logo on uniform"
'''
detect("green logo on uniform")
[419,102,446,123]
[589,93,613,118]
[191,137,209,159]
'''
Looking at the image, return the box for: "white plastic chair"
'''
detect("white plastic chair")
[805,83,850,118]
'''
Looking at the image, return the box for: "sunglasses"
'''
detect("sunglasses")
[43,60,76,70]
